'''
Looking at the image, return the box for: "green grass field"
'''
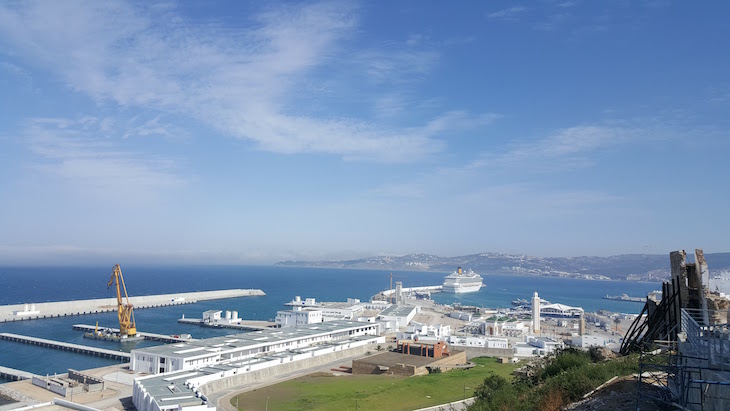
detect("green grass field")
[231,357,518,411]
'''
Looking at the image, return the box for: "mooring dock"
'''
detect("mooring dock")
[72,324,194,343]
[0,365,41,381]
[177,318,276,331]
[0,333,130,361]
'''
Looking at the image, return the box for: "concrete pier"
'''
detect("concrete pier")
[0,289,266,323]
[0,333,130,361]
[72,325,195,343]
[0,366,41,382]
[177,318,276,331]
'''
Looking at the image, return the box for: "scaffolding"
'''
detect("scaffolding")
[636,310,730,410]
[624,249,730,410]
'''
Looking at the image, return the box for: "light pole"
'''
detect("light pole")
[463,385,469,401]
[266,396,269,411]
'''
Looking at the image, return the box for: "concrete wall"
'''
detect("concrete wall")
[353,351,467,377]
[457,346,515,359]
[431,351,468,370]
[68,369,104,393]
[353,361,420,376]
[199,343,376,395]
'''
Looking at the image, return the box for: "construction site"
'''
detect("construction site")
[621,249,730,410]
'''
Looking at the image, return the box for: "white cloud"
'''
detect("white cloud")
[354,48,439,84]
[0,1,481,162]
[456,124,639,174]
[487,6,527,19]
[21,117,186,197]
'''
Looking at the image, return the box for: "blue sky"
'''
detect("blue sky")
[0,1,728,265]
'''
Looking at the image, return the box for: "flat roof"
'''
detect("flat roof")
[138,370,205,408]
[132,320,376,359]
[379,305,416,317]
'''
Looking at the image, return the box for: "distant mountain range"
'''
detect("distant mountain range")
[276,252,730,281]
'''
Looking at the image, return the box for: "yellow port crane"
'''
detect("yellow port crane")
[108,264,137,337]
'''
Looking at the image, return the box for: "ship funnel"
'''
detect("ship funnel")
[458,267,462,275]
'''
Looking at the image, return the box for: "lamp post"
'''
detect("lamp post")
[265,396,269,411]
[463,385,469,401]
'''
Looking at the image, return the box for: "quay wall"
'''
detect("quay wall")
[0,289,265,323]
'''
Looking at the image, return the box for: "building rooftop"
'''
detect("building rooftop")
[379,305,417,317]
[133,320,374,359]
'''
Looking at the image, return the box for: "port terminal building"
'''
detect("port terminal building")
[130,320,380,374]
[132,321,383,411]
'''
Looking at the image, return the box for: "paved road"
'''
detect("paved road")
[413,398,474,411]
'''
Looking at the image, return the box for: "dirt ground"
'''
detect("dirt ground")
[564,376,669,411]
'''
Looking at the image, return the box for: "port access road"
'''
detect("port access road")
[0,289,266,323]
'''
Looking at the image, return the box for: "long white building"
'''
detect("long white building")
[130,320,379,374]
[132,321,383,411]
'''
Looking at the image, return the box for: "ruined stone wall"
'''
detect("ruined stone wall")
[352,361,420,376]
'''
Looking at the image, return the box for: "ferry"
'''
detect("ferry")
[442,267,483,293]
[603,293,645,302]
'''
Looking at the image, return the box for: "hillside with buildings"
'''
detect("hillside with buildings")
[277,251,730,281]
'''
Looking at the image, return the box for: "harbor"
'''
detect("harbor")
[0,265,661,411]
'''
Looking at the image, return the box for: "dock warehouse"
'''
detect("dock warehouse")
[130,320,380,374]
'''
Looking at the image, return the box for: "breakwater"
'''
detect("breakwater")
[0,333,130,361]
[0,289,266,323]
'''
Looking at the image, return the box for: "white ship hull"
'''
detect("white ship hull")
[442,283,483,293]
[442,268,484,294]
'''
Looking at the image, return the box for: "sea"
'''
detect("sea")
[0,265,659,381]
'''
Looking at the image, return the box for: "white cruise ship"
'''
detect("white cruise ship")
[442,267,483,293]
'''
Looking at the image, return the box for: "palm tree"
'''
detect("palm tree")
[613,317,621,331]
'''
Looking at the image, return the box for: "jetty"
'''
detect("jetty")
[603,294,645,303]
[0,365,41,381]
[0,333,130,361]
[177,318,275,331]
[72,325,195,343]
[0,289,266,323]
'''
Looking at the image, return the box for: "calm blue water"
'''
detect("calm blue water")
[0,265,658,379]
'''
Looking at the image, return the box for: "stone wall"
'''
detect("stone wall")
[353,351,467,377]
[457,346,514,359]
[199,343,376,395]
[352,360,419,376]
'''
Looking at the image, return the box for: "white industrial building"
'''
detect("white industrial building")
[540,303,584,318]
[479,317,530,337]
[377,304,419,329]
[396,322,450,341]
[130,320,379,374]
[448,335,509,349]
[275,307,323,327]
[132,321,384,411]
[571,334,606,348]
[203,310,241,325]
[284,296,377,321]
